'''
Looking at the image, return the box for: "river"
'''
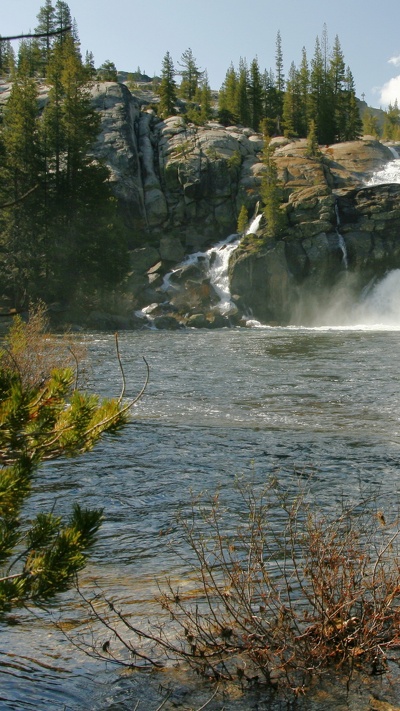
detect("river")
[2,323,400,709]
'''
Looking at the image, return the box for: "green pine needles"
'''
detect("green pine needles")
[0,307,145,616]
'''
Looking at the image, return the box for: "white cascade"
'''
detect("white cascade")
[354,269,400,327]
[162,213,262,315]
[334,200,348,269]
[367,148,400,185]
[208,213,263,314]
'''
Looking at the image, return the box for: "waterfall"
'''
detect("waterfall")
[388,146,400,159]
[334,200,348,269]
[208,213,263,314]
[367,149,400,185]
[352,269,400,327]
[161,213,263,316]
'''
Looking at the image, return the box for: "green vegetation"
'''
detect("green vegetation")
[236,204,248,233]
[159,51,177,118]
[0,2,129,313]
[260,137,286,237]
[0,306,140,615]
[217,28,362,143]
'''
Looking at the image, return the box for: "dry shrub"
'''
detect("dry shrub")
[156,479,400,695]
[0,302,86,389]
[68,479,400,699]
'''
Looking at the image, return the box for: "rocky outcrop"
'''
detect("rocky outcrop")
[228,181,400,325]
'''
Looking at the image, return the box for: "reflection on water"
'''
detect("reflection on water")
[3,328,400,708]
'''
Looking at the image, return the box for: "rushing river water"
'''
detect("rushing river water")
[3,323,400,710]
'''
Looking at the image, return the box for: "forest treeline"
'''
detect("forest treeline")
[0,1,129,312]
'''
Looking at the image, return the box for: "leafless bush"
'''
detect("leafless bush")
[67,478,400,698]
[0,301,87,388]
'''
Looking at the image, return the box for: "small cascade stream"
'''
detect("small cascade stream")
[334,200,348,268]
[159,213,262,317]
[208,213,263,313]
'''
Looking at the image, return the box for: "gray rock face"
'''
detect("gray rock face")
[229,183,400,325]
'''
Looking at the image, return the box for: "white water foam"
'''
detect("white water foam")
[162,213,263,315]
[367,148,400,185]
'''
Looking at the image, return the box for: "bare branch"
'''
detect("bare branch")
[0,184,38,209]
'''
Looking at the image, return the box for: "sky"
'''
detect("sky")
[2,0,400,110]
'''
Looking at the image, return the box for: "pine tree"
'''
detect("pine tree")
[35,0,56,74]
[159,51,177,118]
[248,57,264,131]
[236,58,250,126]
[0,39,15,77]
[0,308,136,615]
[297,47,310,137]
[342,67,363,140]
[97,60,118,82]
[363,109,380,138]
[309,36,334,144]
[383,100,400,140]
[275,30,285,131]
[282,61,300,137]
[237,204,249,233]
[329,35,346,142]
[54,0,73,42]
[178,48,203,100]
[218,64,238,125]
[199,71,212,123]
[306,118,320,157]
[260,137,285,237]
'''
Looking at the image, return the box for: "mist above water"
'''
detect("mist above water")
[292,270,400,330]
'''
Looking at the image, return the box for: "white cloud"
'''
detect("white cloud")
[379,75,400,107]
[388,55,400,67]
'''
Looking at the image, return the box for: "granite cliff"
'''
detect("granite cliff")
[86,81,400,328]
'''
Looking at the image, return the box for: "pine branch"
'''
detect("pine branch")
[0,28,71,42]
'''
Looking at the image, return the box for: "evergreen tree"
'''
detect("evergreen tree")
[178,48,203,100]
[329,35,346,142]
[199,71,212,123]
[363,108,380,138]
[309,36,334,144]
[297,47,310,137]
[248,57,263,131]
[218,63,238,125]
[260,137,285,237]
[236,57,250,126]
[84,50,96,79]
[1,66,40,201]
[159,51,177,118]
[0,39,15,77]
[97,60,118,82]
[342,67,363,140]
[0,29,129,310]
[306,118,320,157]
[0,308,134,615]
[275,30,285,131]
[237,204,249,233]
[35,0,56,73]
[282,61,301,137]
[263,69,281,135]
[383,100,400,140]
[54,0,73,42]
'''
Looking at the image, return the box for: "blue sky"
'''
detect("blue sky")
[3,0,400,109]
